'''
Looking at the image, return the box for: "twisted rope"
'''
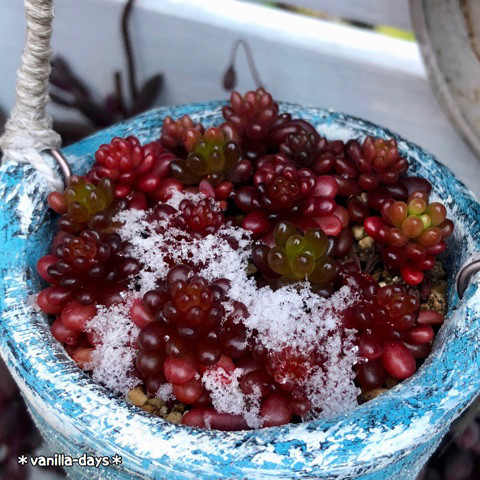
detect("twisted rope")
[0,0,63,191]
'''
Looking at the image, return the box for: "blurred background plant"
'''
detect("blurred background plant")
[417,402,480,480]
[0,358,63,479]
[221,39,263,91]
[48,0,163,145]
[38,0,418,147]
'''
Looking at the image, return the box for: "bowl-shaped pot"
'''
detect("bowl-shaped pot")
[0,102,479,480]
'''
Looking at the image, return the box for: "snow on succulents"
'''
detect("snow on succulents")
[36,88,450,431]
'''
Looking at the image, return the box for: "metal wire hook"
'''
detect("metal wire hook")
[48,148,70,189]
[457,256,480,299]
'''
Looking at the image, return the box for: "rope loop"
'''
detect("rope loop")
[0,0,63,191]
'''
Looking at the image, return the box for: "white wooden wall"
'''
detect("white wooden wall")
[1,0,479,196]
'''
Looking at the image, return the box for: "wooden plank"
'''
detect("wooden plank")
[253,0,413,30]
[1,0,478,195]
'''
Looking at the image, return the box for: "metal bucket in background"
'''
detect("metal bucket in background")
[410,0,480,160]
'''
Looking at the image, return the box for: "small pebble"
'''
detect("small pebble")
[430,262,446,282]
[141,404,156,414]
[358,236,374,250]
[148,398,165,409]
[432,280,447,295]
[165,411,183,424]
[421,290,447,314]
[385,377,399,389]
[127,387,148,407]
[362,388,388,401]
[160,406,168,416]
[352,225,366,241]
[172,403,187,413]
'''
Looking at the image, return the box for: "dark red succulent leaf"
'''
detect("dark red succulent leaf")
[222,87,279,142]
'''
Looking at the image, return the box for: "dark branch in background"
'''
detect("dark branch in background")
[129,73,164,116]
[0,108,6,159]
[113,71,127,118]
[48,0,163,144]
[222,39,263,91]
[0,108,6,135]
[122,0,138,103]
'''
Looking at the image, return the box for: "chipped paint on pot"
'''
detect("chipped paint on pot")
[0,102,479,480]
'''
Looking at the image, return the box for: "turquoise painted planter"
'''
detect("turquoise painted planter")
[0,102,479,480]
